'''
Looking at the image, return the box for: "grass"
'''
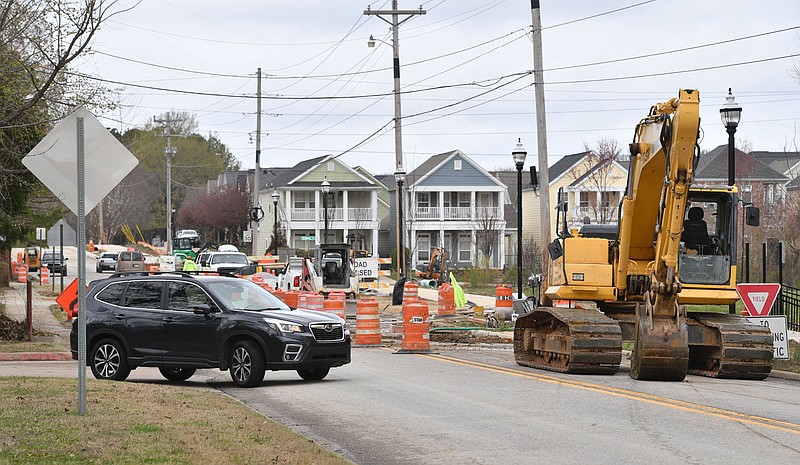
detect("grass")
[0,339,69,353]
[774,340,800,374]
[0,377,352,465]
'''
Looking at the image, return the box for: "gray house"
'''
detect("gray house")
[403,150,508,269]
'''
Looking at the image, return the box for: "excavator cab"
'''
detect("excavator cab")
[678,188,735,286]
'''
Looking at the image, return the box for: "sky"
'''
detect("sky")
[76,0,800,177]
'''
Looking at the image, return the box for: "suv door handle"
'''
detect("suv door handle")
[162,317,175,323]
[114,314,126,320]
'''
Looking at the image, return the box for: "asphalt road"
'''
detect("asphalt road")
[204,346,800,465]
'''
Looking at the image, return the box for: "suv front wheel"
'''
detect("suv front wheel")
[229,340,265,387]
[90,338,131,381]
[297,367,330,381]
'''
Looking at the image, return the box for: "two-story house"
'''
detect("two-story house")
[401,150,508,269]
[255,155,385,256]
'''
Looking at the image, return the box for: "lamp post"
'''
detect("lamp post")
[271,191,279,253]
[720,88,742,187]
[321,178,330,245]
[395,165,406,278]
[512,139,527,299]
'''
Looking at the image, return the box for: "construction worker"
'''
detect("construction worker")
[182,256,198,272]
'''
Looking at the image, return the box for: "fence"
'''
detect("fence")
[743,240,799,330]
[778,285,800,331]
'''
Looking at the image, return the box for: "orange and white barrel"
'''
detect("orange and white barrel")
[306,293,325,312]
[323,297,346,322]
[401,300,430,352]
[283,290,299,309]
[495,284,513,309]
[328,290,346,301]
[17,265,27,283]
[355,298,382,345]
[403,281,419,303]
[437,283,456,316]
[40,266,50,285]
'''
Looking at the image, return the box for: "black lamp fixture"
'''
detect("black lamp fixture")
[271,191,279,253]
[394,165,407,278]
[512,138,527,300]
[720,88,742,186]
[321,178,331,244]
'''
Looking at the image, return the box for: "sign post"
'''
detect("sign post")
[736,283,788,360]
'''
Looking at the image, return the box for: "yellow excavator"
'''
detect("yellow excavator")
[514,89,773,381]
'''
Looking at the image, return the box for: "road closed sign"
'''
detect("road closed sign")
[745,315,789,360]
[352,258,378,280]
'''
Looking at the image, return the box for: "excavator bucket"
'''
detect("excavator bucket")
[629,302,689,381]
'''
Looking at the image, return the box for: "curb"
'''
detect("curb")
[0,352,73,362]
[769,369,800,382]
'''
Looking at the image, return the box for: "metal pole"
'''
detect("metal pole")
[530,0,552,273]
[398,179,405,278]
[727,127,736,186]
[779,241,784,315]
[762,242,767,283]
[59,224,63,293]
[273,199,278,254]
[323,193,329,244]
[252,68,262,256]
[517,164,523,299]
[745,242,750,282]
[77,117,87,415]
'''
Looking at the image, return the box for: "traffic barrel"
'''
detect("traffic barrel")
[323,297,346,322]
[252,273,264,285]
[17,265,27,283]
[283,290,299,309]
[306,293,324,312]
[495,284,513,309]
[355,298,382,345]
[40,266,50,285]
[403,280,419,303]
[397,299,433,353]
[272,288,285,303]
[11,261,17,279]
[437,283,456,316]
[328,290,346,301]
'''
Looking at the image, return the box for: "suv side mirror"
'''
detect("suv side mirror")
[192,304,213,315]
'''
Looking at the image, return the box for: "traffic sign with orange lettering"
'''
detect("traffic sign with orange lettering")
[736,283,781,316]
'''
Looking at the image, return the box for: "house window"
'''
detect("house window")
[293,192,315,209]
[443,234,452,256]
[454,159,462,171]
[600,192,612,208]
[579,191,591,208]
[741,185,752,203]
[477,192,492,208]
[417,234,431,261]
[765,184,774,204]
[458,234,471,262]
[417,192,430,208]
[458,192,470,207]
[327,161,334,171]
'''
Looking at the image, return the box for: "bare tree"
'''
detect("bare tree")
[569,137,624,225]
[474,205,502,268]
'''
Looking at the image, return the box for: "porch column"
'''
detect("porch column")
[471,229,477,267]
[470,191,476,220]
[372,228,378,257]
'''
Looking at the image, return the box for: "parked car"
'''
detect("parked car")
[69,273,351,387]
[278,257,307,291]
[175,229,200,245]
[196,251,212,270]
[96,252,118,273]
[115,251,145,273]
[206,252,250,274]
[41,251,67,276]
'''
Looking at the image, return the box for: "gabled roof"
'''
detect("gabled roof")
[271,155,328,186]
[786,175,800,191]
[548,152,590,183]
[270,155,375,189]
[406,149,506,190]
[568,160,628,188]
[750,151,800,175]
[695,145,787,182]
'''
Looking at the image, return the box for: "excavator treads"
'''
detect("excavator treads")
[513,307,622,374]
[687,313,773,380]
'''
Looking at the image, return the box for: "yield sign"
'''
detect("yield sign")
[736,283,781,316]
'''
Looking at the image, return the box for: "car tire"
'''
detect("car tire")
[90,338,130,381]
[229,340,265,387]
[297,367,330,381]
[96,266,102,273]
[158,367,196,382]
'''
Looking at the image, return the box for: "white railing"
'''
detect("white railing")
[348,207,373,222]
[444,206,472,220]
[291,208,316,221]
[475,206,501,220]
[414,206,440,220]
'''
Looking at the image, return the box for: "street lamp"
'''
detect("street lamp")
[321,178,330,245]
[394,165,407,278]
[720,88,742,187]
[512,138,527,300]
[271,191,279,253]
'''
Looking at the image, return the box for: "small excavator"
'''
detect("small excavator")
[415,247,449,286]
[514,89,772,381]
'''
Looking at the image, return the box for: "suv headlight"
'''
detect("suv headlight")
[263,318,304,333]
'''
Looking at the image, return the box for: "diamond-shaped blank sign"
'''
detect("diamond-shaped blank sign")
[22,106,138,216]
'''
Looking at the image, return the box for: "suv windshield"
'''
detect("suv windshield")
[210,253,249,265]
[206,280,289,311]
[42,253,63,261]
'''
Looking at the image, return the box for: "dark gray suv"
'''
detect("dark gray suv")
[70,273,351,387]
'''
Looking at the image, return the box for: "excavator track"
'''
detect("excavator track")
[687,313,773,380]
[513,306,622,374]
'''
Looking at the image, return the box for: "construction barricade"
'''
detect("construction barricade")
[355,298,382,345]
[437,283,456,316]
[396,299,434,354]
[322,297,346,322]
[306,294,324,312]
[403,280,419,303]
[17,265,27,283]
[328,290,346,301]
[495,284,513,309]
[283,290,299,309]
[40,266,50,285]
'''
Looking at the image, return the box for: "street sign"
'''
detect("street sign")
[55,278,86,318]
[22,106,138,216]
[242,230,252,243]
[35,227,46,241]
[353,257,379,280]
[736,283,781,316]
[745,315,789,360]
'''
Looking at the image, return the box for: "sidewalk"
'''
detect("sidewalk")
[0,280,72,361]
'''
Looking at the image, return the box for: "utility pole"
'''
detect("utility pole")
[154,115,179,254]
[364,1,425,277]
[252,68,263,256]
[530,1,552,276]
